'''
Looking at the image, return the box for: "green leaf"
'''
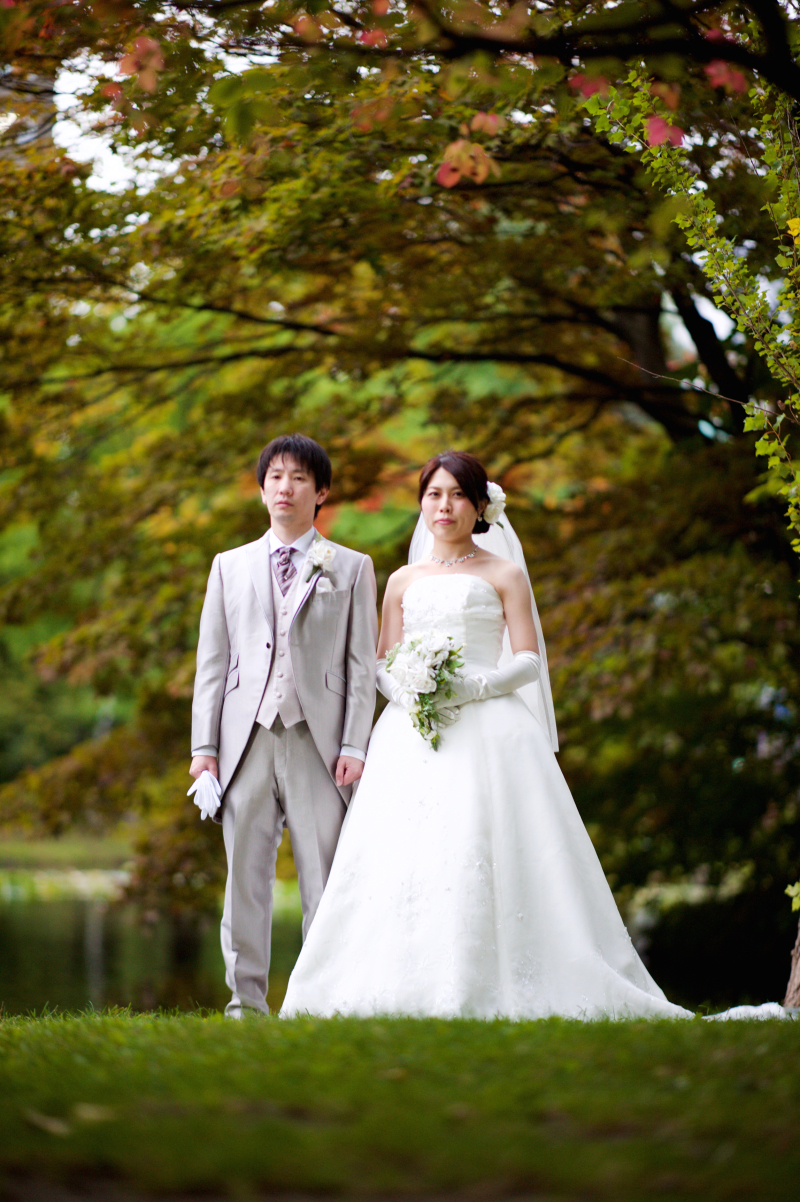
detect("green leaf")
[208,75,245,106]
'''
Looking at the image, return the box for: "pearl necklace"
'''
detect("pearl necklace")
[430,549,477,568]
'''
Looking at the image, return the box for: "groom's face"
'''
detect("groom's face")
[260,455,329,533]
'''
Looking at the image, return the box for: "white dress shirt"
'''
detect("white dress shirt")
[267,524,317,571]
[192,525,366,763]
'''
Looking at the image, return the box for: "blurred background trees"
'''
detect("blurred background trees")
[2,0,800,1005]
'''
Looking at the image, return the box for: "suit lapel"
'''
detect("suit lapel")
[245,533,275,638]
[292,562,320,623]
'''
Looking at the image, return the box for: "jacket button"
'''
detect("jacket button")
[266,642,271,649]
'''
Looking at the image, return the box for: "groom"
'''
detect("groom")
[190,434,378,1016]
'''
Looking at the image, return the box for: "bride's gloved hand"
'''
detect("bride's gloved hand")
[377,658,403,705]
[440,675,483,706]
[446,651,541,706]
[377,659,475,725]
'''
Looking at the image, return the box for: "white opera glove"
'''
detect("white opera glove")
[377,657,401,704]
[439,674,484,706]
[449,651,541,705]
[480,650,541,698]
[187,769,222,821]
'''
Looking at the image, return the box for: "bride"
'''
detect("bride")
[281,452,782,1021]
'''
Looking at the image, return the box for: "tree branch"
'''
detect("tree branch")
[669,283,749,432]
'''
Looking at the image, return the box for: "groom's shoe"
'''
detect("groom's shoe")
[225,998,271,1019]
[225,997,243,1020]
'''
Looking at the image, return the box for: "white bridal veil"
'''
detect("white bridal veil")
[408,513,559,752]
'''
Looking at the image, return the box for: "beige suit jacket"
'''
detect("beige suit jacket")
[191,532,378,814]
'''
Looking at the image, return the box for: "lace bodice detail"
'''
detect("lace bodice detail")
[402,574,505,672]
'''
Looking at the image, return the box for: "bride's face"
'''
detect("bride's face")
[421,468,478,542]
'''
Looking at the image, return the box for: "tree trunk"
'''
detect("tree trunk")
[604,304,701,441]
[669,284,748,434]
[783,916,800,1008]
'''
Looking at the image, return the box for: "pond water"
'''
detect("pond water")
[1,875,794,1016]
[0,895,302,1016]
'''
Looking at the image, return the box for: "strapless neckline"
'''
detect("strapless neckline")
[402,573,503,609]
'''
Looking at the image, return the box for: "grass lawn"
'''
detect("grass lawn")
[0,1012,797,1200]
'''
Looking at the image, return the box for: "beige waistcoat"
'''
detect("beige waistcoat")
[256,554,305,731]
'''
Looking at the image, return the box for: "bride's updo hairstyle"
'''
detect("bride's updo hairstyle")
[418,451,491,534]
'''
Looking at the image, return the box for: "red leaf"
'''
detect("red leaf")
[293,14,323,42]
[118,36,164,90]
[352,105,374,133]
[705,60,747,92]
[568,73,609,97]
[372,0,390,13]
[470,111,505,135]
[436,162,461,188]
[133,36,163,68]
[137,67,158,94]
[650,82,680,110]
[101,83,123,99]
[351,97,393,132]
[358,28,388,46]
[646,116,684,147]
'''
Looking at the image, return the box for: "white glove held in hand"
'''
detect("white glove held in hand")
[187,770,222,821]
[450,650,541,705]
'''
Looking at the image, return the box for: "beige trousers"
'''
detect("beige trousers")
[220,719,347,1015]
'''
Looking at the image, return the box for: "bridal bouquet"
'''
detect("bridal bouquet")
[385,630,464,749]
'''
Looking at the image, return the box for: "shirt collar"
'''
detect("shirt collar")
[267,526,317,557]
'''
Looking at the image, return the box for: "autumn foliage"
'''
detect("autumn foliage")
[1,0,799,1000]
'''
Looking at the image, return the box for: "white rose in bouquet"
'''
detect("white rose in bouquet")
[416,629,452,668]
[385,651,430,703]
[385,630,465,749]
[405,658,436,694]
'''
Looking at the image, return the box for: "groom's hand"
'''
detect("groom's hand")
[335,756,364,787]
[190,755,219,780]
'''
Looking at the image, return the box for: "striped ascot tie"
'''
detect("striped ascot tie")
[273,545,297,596]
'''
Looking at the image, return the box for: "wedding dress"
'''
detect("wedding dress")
[281,573,699,1020]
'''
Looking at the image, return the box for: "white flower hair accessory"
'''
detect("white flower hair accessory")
[483,481,506,525]
[305,536,337,581]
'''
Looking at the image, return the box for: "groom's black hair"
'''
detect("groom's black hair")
[257,435,332,516]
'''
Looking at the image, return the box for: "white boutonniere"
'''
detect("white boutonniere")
[483,481,506,526]
[305,536,337,582]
